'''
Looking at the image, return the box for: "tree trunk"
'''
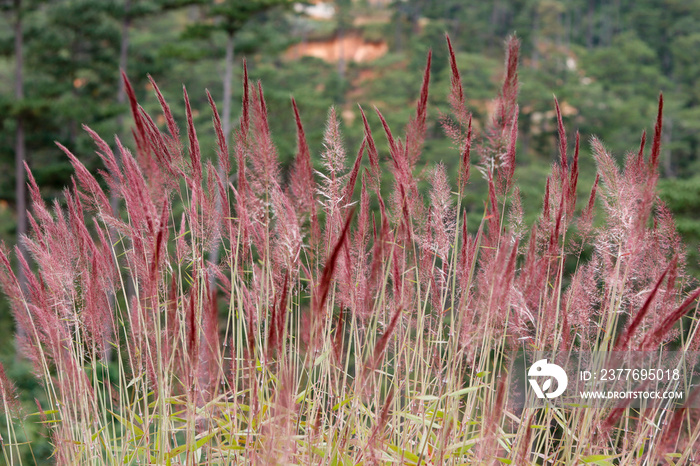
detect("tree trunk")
[586,0,595,49]
[14,0,27,355]
[531,7,540,68]
[14,0,26,291]
[222,33,234,148]
[663,116,673,178]
[490,0,501,34]
[114,0,133,314]
[114,0,131,214]
[208,32,234,272]
[337,26,346,81]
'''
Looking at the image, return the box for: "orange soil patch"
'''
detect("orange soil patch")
[285,32,388,64]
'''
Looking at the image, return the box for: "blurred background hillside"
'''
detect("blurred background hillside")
[1,0,700,381]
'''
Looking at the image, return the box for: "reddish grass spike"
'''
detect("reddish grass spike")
[182,86,203,186]
[374,108,398,164]
[568,131,580,214]
[549,188,565,252]
[399,184,413,244]
[405,49,432,166]
[429,163,452,258]
[291,98,310,168]
[649,93,663,172]
[136,104,160,172]
[368,307,402,371]
[542,176,551,222]
[459,208,469,268]
[200,283,220,392]
[290,97,316,211]
[498,35,520,128]
[487,171,500,237]
[641,286,700,350]
[554,97,567,171]
[0,361,19,416]
[206,90,231,176]
[636,130,647,167]
[234,130,248,200]
[504,105,519,188]
[34,398,47,424]
[243,286,257,359]
[377,386,394,429]
[614,260,672,350]
[602,393,637,433]
[477,376,507,461]
[363,386,395,459]
[140,108,169,167]
[276,272,289,354]
[659,388,700,451]
[362,192,388,317]
[249,80,280,191]
[241,59,250,136]
[504,37,520,93]
[355,170,370,245]
[121,70,147,153]
[268,293,279,359]
[256,81,270,135]
[117,137,156,235]
[585,174,599,214]
[415,50,431,126]
[446,34,464,110]
[506,238,519,279]
[187,282,198,362]
[343,139,365,208]
[148,74,179,141]
[57,142,111,213]
[358,105,381,182]
[314,207,355,321]
[23,162,43,210]
[149,200,170,286]
[0,246,20,292]
[82,124,124,183]
[376,107,413,195]
[332,308,345,362]
[460,115,472,190]
[516,412,536,464]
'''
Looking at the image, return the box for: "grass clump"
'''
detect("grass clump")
[0,35,698,465]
